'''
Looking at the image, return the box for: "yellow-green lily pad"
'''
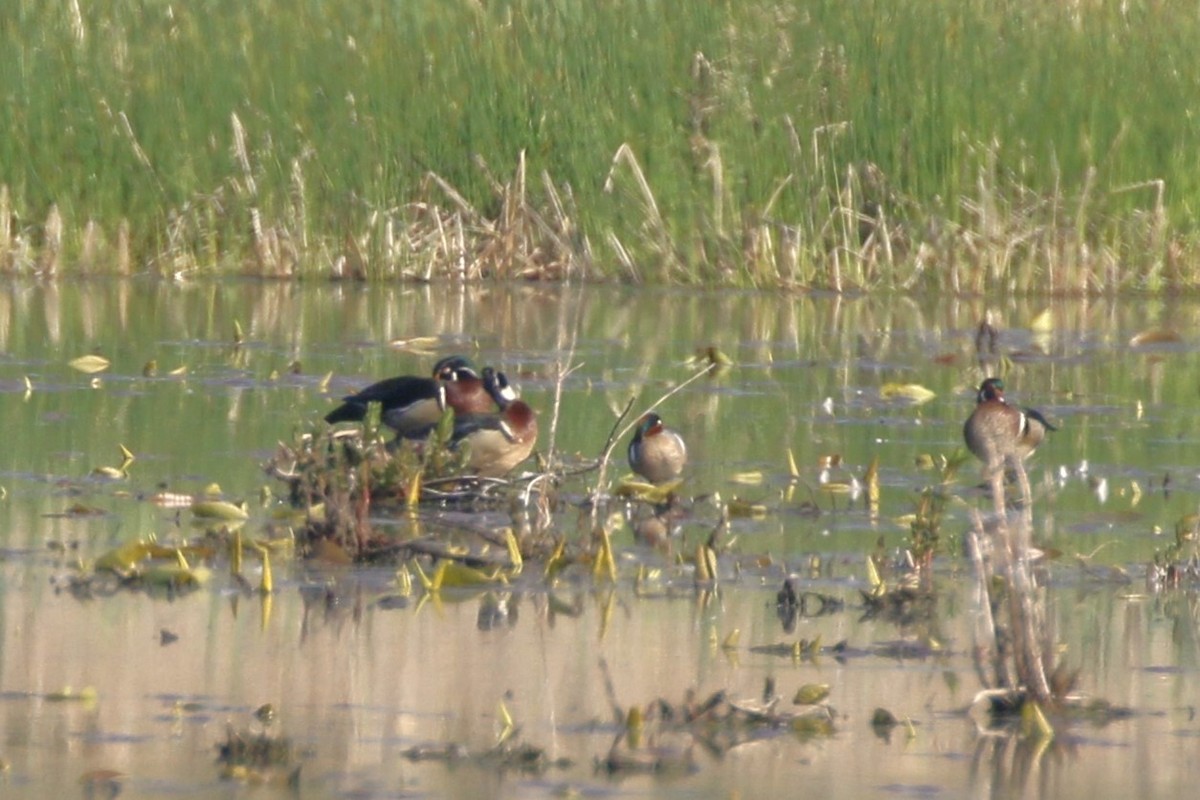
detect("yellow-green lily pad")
[69,355,111,374]
[880,383,936,403]
[191,500,249,521]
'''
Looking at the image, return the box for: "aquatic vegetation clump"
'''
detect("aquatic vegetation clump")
[600,680,837,775]
[1148,513,1200,590]
[216,725,300,786]
[264,422,557,561]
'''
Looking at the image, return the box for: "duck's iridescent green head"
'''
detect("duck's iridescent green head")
[976,378,1005,404]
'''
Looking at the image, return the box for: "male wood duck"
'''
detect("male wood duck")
[450,368,538,477]
[963,377,1056,472]
[325,355,493,439]
[628,413,688,484]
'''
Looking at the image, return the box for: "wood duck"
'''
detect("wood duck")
[963,377,1056,472]
[325,355,490,439]
[449,368,538,477]
[628,413,688,484]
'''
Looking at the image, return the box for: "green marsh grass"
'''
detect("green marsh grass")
[1,0,1198,290]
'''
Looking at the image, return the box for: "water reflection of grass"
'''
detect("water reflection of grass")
[2,2,1197,288]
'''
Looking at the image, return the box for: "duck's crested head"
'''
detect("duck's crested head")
[433,355,477,382]
[977,377,1005,404]
[483,367,519,408]
[636,413,665,439]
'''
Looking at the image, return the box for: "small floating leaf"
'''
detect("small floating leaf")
[791,711,835,737]
[625,705,644,748]
[143,562,211,589]
[695,543,718,583]
[440,562,506,588]
[405,467,422,508]
[880,383,936,403]
[865,455,880,514]
[47,686,98,703]
[1129,328,1181,347]
[504,528,523,575]
[142,360,158,377]
[69,354,110,374]
[231,527,244,576]
[1029,308,1054,333]
[168,365,189,377]
[593,527,617,583]
[615,477,682,503]
[866,555,883,592]
[91,465,127,479]
[727,497,768,519]
[95,540,156,573]
[543,539,569,581]
[496,700,516,746]
[256,545,273,594]
[388,336,441,352]
[793,683,831,705]
[731,470,764,485]
[191,500,249,521]
[1020,699,1055,740]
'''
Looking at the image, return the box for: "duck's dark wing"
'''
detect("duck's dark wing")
[1024,407,1057,433]
[325,376,439,425]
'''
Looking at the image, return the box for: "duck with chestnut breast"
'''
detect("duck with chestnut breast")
[325,355,495,439]
[628,413,687,484]
[450,368,538,478]
[963,377,1056,472]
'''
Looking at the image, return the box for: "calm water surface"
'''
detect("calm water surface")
[1,280,1199,798]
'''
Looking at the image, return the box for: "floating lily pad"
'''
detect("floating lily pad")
[880,383,936,403]
[615,477,682,503]
[191,500,250,521]
[793,683,831,705]
[1129,328,1182,347]
[68,354,111,374]
[1029,308,1054,333]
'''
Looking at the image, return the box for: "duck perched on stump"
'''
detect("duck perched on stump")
[628,413,688,484]
[450,368,538,478]
[325,355,497,440]
[963,377,1056,473]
